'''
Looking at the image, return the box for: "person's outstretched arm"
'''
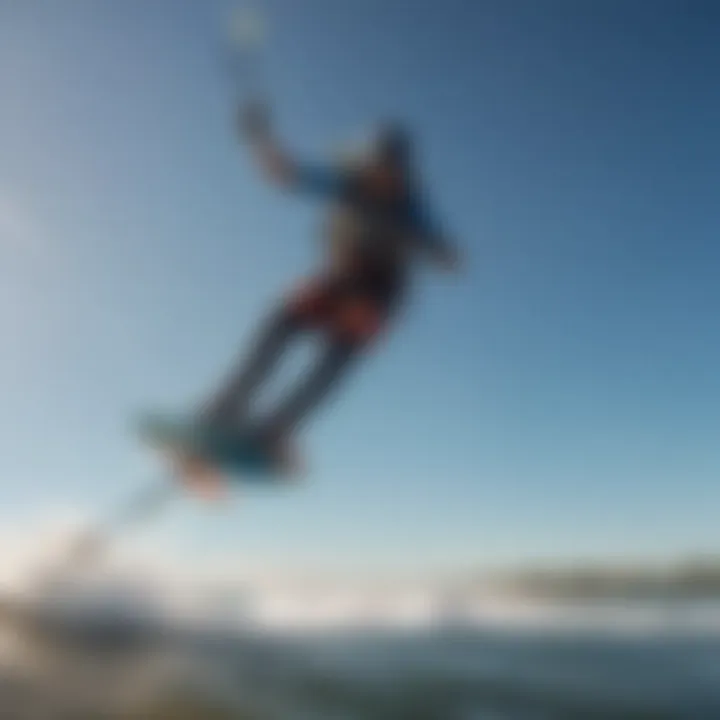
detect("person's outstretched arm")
[238,102,346,197]
[410,195,463,273]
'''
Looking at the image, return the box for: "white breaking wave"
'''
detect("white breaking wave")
[20,571,720,637]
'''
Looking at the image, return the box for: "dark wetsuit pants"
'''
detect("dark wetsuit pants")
[203,263,403,440]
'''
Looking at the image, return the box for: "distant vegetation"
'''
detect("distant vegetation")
[485,556,720,600]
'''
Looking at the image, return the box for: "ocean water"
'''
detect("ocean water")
[2,596,720,718]
[175,624,720,719]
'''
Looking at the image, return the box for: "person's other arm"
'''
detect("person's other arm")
[409,196,462,273]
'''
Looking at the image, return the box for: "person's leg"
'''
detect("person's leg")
[200,275,338,428]
[200,304,301,428]
[259,335,360,442]
[259,292,390,444]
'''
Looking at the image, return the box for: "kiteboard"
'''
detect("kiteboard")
[136,412,299,498]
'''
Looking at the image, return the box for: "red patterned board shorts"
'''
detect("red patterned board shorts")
[287,263,404,347]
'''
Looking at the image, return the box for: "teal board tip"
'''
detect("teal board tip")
[136,411,280,480]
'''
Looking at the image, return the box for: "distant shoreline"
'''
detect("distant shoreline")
[477,557,720,601]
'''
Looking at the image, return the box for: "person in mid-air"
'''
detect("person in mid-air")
[200,103,461,470]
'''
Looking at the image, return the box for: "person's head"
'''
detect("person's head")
[360,121,415,198]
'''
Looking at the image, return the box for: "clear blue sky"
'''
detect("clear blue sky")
[1,0,719,573]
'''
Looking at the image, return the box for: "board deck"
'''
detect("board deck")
[137,412,284,482]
